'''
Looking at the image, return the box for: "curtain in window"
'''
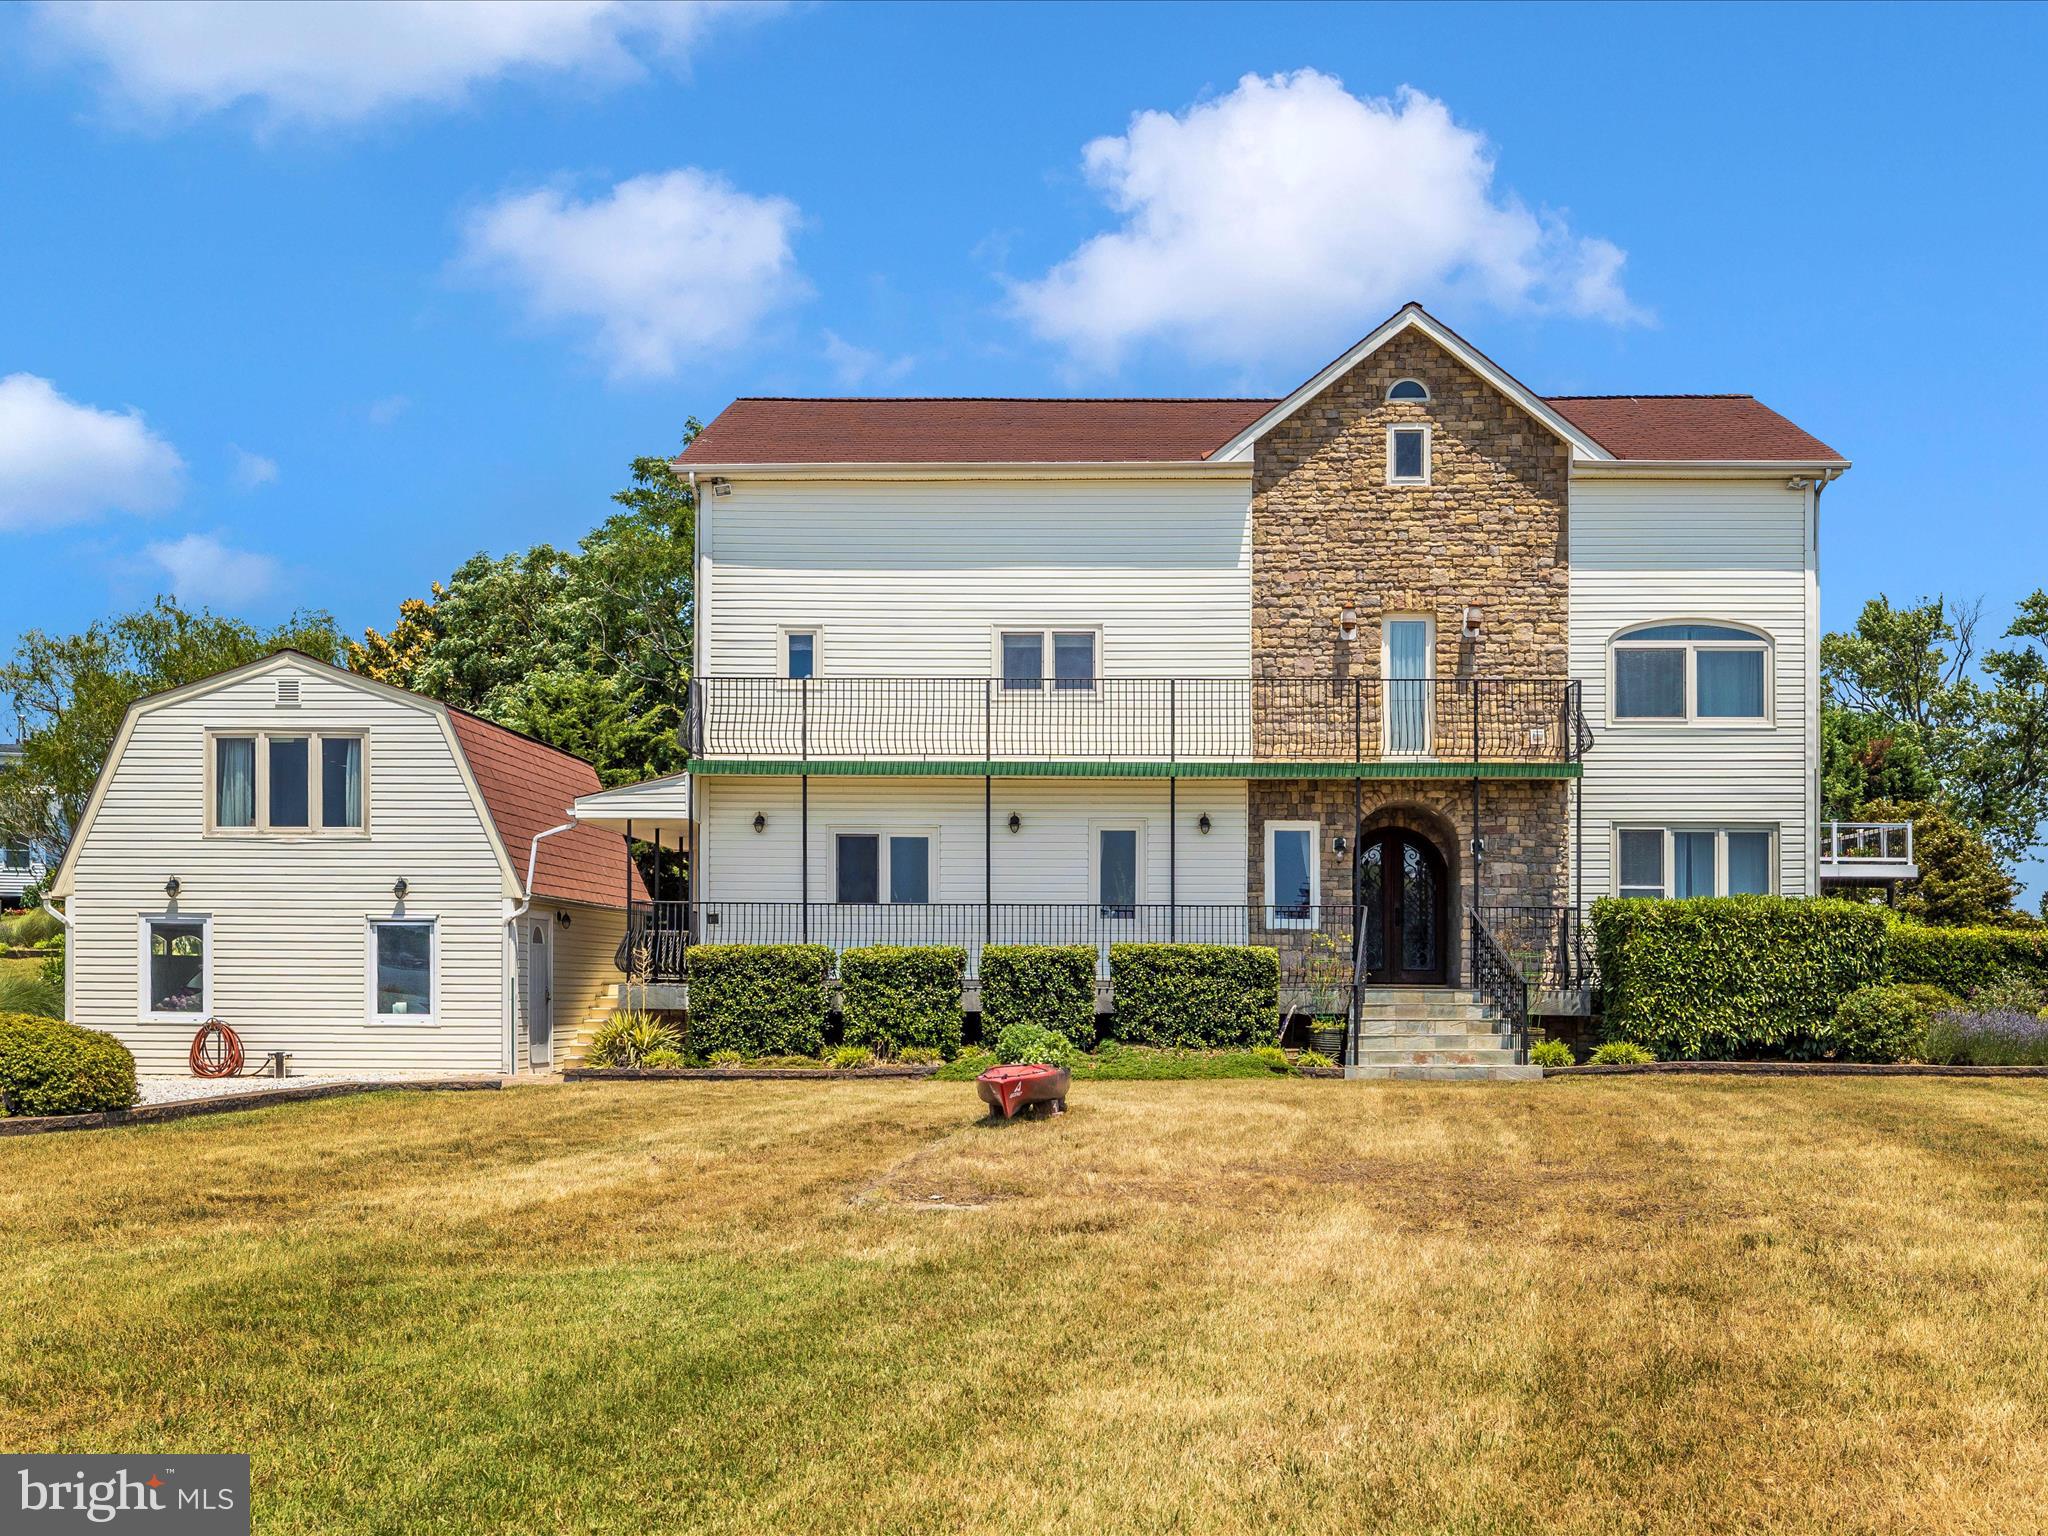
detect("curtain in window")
[1386,621,1430,753]
[321,737,363,828]
[1672,832,1717,898]
[215,737,256,827]
[1696,650,1765,717]
[1726,832,1772,894]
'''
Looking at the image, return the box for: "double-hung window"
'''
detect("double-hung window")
[1618,826,1775,899]
[999,630,1097,691]
[834,832,931,904]
[140,914,210,1021]
[1611,624,1770,723]
[211,730,366,833]
[369,919,436,1020]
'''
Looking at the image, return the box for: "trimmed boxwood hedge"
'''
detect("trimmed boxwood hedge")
[1884,924,2048,998]
[1594,896,1889,1060]
[0,1011,138,1116]
[839,945,966,1059]
[1108,943,1280,1049]
[978,944,1098,1048]
[684,944,834,1058]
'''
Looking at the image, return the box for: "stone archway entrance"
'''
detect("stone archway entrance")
[1357,826,1451,985]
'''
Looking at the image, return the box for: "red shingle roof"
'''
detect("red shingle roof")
[447,712,643,911]
[677,394,1843,466]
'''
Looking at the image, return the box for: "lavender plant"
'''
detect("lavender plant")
[1924,1009,2048,1067]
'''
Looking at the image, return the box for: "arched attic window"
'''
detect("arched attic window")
[1611,622,1771,723]
[1386,379,1430,402]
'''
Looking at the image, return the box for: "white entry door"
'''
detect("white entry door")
[529,922,553,1069]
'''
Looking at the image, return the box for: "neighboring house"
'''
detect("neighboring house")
[45,651,637,1076]
[625,303,1853,1050]
[0,742,47,907]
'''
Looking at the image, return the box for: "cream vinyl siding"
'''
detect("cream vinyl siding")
[513,901,625,1071]
[66,662,511,1075]
[699,477,1252,679]
[1569,477,1818,903]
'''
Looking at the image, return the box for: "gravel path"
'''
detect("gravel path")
[136,1073,428,1106]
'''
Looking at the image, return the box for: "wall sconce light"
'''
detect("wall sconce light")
[1336,605,1359,643]
[393,877,409,901]
[752,812,767,833]
[556,910,572,928]
[1332,835,1349,856]
[1461,604,1482,642]
[1007,812,1022,834]
[164,876,180,899]
[1197,814,1212,834]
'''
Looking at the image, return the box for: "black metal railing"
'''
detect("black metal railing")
[1467,908,1531,1063]
[683,675,1587,764]
[615,899,1591,997]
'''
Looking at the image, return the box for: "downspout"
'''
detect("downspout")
[503,821,577,1074]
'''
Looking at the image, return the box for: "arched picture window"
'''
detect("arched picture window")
[1611,622,1769,722]
[1386,378,1430,401]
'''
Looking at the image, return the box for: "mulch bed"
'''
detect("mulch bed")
[1551,1061,2048,1078]
[567,1065,942,1082]
[0,1076,502,1137]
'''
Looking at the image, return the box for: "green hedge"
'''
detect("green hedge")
[978,944,1098,1048]
[684,944,833,1058]
[1830,983,1959,1063]
[1884,924,2048,998]
[0,1012,138,1116]
[1108,944,1280,1049]
[1594,896,1889,1060]
[840,945,965,1059]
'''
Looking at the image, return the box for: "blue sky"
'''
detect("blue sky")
[3,1,2045,892]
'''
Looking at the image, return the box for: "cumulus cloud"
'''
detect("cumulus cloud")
[144,531,281,606]
[460,168,807,382]
[823,331,914,389]
[0,374,185,530]
[1010,70,1645,372]
[229,446,278,490]
[31,0,757,127]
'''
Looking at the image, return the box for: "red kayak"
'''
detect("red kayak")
[976,1063,1071,1119]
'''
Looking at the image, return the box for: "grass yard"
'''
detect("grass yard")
[5,1078,2048,1534]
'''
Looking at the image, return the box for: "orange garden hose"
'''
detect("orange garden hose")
[189,1019,244,1078]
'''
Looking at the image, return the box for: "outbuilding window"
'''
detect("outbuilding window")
[369,919,436,1020]
[140,914,210,1021]
[210,730,366,833]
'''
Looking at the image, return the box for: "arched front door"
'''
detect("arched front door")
[1356,830,1449,985]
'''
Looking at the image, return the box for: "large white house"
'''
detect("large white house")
[578,304,1865,1064]
[47,652,635,1076]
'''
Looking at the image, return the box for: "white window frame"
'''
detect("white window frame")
[829,828,937,905]
[1608,622,1774,727]
[1612,825,1777,899]
[992,627,1103,691]
[779,627,821,680]
[138,912,212,1023]
[1386,424,1431,486]
[367,916,440,1024]
[1090,820,1144,922]
[1386,377,1431,402]
[205,727,370,836]
[1263,820,1321,929]
[1380,614,1437,757]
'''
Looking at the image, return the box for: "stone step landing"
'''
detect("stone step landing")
[1347,986,1526,1079]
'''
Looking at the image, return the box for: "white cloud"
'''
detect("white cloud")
[367,394,411,426]
[0,374,185,531]
[32,1,757,128]
[460,168,807,382]
[144,531,281,607]
[823,331,914,389]
[1010,71,1645,373]
[229,446,278,491]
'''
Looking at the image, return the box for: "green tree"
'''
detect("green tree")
[0,599,341,866]
[1854,798,2018,926]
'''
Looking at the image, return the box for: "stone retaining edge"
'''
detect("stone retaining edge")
[1549,1061,2048,1078]
[0,1076,503,1137]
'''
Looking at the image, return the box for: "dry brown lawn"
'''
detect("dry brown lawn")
[4,1076,2048,1533]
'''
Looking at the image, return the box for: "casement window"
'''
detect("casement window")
[1617,826,1775,899]
[1264,821,1319,927]
[369,919,436,1020]
[1386,378,1430,402]
[784,630,817,680]
[833,832,931,904]
[1387,425,1431,485]
[1096,825,1140,920]
[1382,616,1435,755]
[209,730,365,833]
[1611,624,1770,723]
[998,630,1098,691]
[139,914,210,1021]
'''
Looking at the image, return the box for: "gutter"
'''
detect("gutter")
[1571,458,1852,479]
[502,821,576,1075]
[675,460,1253,482]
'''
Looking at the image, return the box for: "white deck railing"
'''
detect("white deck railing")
[1818,820,1916,876]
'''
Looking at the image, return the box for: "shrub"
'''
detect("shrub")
[896,1046,943,1065]
[935,1047,997,1082]
[979,945,1097,1048]
[1108,944,1280,1049]
[640,1048,686,1069]
[1295,1050,1334,1071]
[1885,923,2048,999]
[1594,896,1889,1059]
[1588,1040,1655,1066]
[1528,1037,1576,1068]
[992,1022,1077,1069]
[686,944,834,1058]
[0,1012,138,1116]
[706,1049,746,1067]
[1966,974,2048,1015]
[838,945,964,1059]
[1924,1009,2048,1067]
[0,969,63,1020]
[585,1012,683,1069]
[1829,983,1959,1063]
[1248,1044,1292,1074]
[826,1044,874,1069]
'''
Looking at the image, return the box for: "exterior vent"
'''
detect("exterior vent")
[276,677,301,708]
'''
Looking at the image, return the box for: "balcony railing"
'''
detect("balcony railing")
[1817,820,1918,882]
[684,676,1588,764]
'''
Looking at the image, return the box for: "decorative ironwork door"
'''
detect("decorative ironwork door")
[1356,830,1448,984]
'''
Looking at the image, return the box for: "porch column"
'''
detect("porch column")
[800,774,809,943]
[983,775,993,944]
[1168,776,1177,939]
